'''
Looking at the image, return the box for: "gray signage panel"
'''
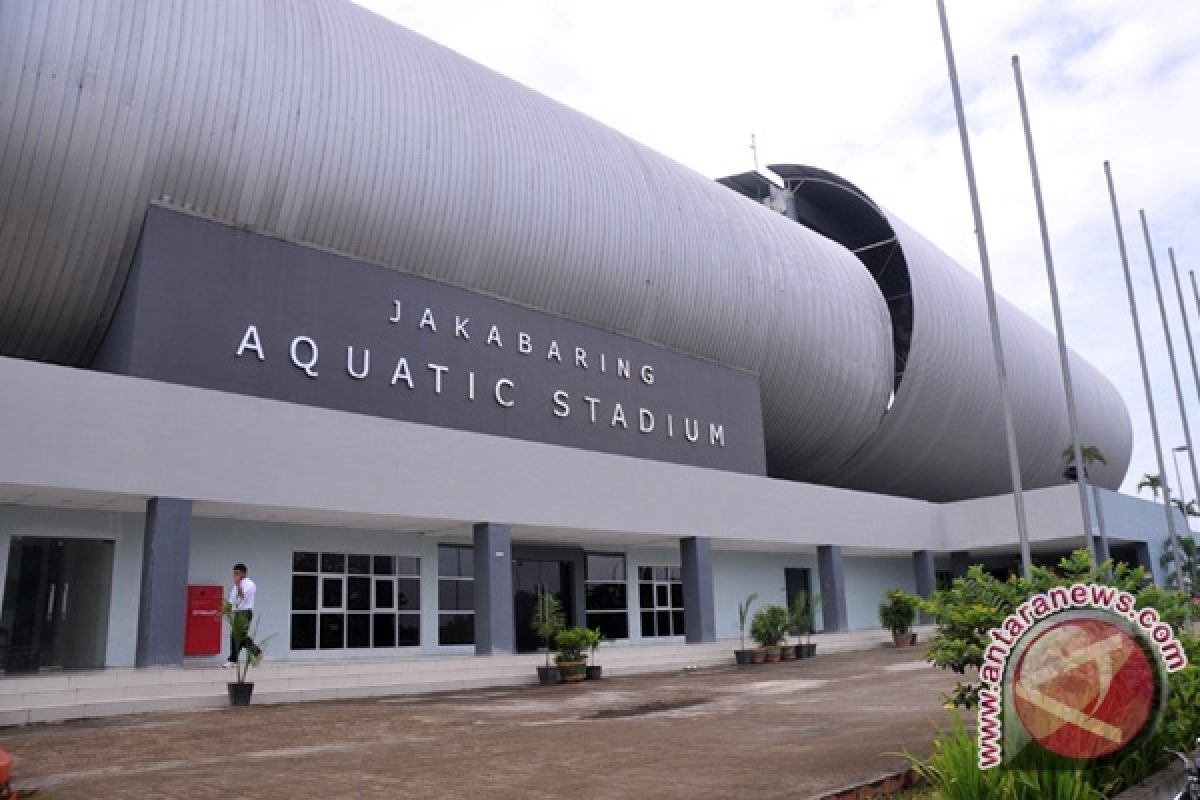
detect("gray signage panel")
[95,207,767,475]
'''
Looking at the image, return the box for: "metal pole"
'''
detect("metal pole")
[1091,486,1109,562]
[1173,445,1189,505]
[1141,209,1198,582]
[1168,248,1200,507]
[1103,161,1183,588]
[936,0,1032,579]
[1011,54,1098,564]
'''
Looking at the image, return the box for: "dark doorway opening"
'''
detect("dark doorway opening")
[513,559,574,654]
[785,567,814,627]
[1,537,114,673]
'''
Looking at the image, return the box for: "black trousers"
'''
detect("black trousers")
[227,609,256,662]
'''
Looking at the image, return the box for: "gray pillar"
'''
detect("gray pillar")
[950,550,972,578]
[1133,541,1154,577]
[817,545,848,633]
[680,536,717,643]
[1093,535,1110,564]
[473,523,514,655]
[913,550,936,624]
[135,497,192,667]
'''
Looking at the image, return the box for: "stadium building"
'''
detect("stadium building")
[0,0,1177,671]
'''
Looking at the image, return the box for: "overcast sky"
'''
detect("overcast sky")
[352,0,1199,502]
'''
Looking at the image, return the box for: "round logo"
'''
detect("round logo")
[1012,617,1156,760]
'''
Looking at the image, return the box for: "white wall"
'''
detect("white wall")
[843,555,916,631]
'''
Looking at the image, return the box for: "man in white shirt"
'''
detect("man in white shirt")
[224,563,261,666]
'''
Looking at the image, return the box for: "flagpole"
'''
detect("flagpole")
[1102,161,1183,587]
[936,0,1032,578]
[1169,250,1200,510]
[1011,54,1099,562]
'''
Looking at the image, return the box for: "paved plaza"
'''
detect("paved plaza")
[2,646,962,799]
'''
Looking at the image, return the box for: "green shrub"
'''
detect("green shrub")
[554,626,594,663]
[879,589,919,636]
[749,605,790,647]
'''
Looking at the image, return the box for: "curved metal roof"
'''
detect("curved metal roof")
[0,0,1130,500]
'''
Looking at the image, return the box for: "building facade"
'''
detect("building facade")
[0,0,1175,671]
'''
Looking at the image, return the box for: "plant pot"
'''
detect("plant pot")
[536,665,561,685]
[227,682,254,706]
[585,665,603,680]
[557,660,587,682]
[734,649,755,666]
[764,645,782,663]
[780,644,797,661]
[751,648,766,664]
[893,630,912,648]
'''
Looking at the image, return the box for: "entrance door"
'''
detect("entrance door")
[512,559,573,653]
[1,537,114,673]
[784,567,813,617]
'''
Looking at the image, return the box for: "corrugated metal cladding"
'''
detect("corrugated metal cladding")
[0,0,1129,500]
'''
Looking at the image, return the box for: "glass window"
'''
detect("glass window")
[586,612,629,641]
[397,578,420,611]
[373,555,395,575]
[586,554,625,582]
[438,579,473,611]
[438,545,473,578]
[640,611,655,636]
[291,575,318,611]
[320,553,345,573]
[655,584,669,607]
[639,583,654,609]
[438,613,474,646]
[291,613,317,650]
[348,554,372,575]
[585,583,626,611]
[293,552,318,573]
[347,577,371,611]
[637,565,684,638]
[319,614,344,649]
[670,583,684,608]
[373,613,396,647]
[397,614,420,647]
[375,579,395,610]
[397,557,421,577]
[347,613,371,648]
[638,566,653,581]
[321,577,343,609]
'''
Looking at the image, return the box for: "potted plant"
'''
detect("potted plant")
[532,589,565,685]
[219,600,272,706]
[585,627,604,680]
[734,592,759,665]
[879,589,919,647]
[750,605,790,663]
[790,591,822,657]
[554,626,591,682]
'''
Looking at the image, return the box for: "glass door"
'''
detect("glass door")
[512,559,573,653]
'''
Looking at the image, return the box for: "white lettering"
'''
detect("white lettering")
[641,365,655,386]
[639,408,654,433]
[427,363,448,394]
[547,340,561,362]
[419,307,437,332]
[455,316,470,340]
[389,300,402,323]
[616,358,631,379]
[575,347,588,369]
[390,358,413,389]
[495,379,515,408]
[236,325,265,361]
[468,371,476,401]
[600,353,607,373]
[583,396,600,423]
[552,390,570,417]
[518,332,532,354]
[487,325,503,348]
[611,403,627,428]
[290,336,319,377]
[709,423,725,447]
[685,417,700,443]
[346,346,370,379]
[667,413,674,438]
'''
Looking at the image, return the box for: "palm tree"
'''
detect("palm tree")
[1061,444,1107,482]
[1138,473,1164,501]
[1160,534,1200,594]
[1172,498,1199,518]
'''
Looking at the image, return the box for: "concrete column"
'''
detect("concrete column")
[680,536,717,643]
[473,523,514,655]
[950,550,972,578]
[135,497,192,667]
[1093,535,1111,564]
[913,550,936,624]
[817,545,848,633]
[1132,540,1155,577]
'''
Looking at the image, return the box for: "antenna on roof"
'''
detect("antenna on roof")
[750,133,759,171]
